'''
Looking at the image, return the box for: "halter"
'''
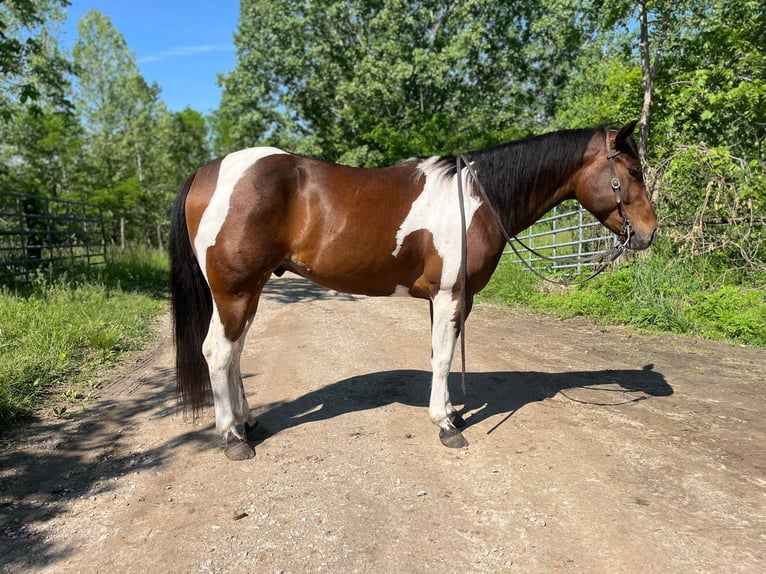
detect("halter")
[605,129,634,246]
[456,128,635,288]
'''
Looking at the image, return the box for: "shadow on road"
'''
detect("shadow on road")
[262,273,363,305]
[0,363,215,572]
[251,364,672,440]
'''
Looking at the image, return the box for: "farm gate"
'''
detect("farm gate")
[508,200,615,273]
[0,191,107,283]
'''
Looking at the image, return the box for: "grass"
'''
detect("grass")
[479,244,766,348]
[2,239,762,427]
[0,246,169,426]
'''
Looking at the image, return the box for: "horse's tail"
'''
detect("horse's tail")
[169,173,213,414]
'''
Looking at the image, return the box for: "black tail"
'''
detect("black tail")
[170,173,213,414]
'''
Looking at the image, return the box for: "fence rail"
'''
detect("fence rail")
[0,191,107,283]
[507,200,615,273]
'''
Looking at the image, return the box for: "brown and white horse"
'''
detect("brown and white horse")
[169,121,657,460]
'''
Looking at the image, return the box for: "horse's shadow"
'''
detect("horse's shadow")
[248,364,671,439]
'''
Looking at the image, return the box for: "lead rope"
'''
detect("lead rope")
[459,135,632,288]
[456,156,469,396]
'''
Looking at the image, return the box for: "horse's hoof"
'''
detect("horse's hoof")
[450,412,467,429]
[439,427,469,449]
[224,433,255,461]
[245,420,270,442]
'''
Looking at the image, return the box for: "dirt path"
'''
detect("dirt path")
[1,273,765,573]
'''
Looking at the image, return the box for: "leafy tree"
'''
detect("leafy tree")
[72,9,143,197]
[0,0,73,119]
[219,0,591,165]
[0,1,78,200]
[72,9,168,243]
[0,107,82,197]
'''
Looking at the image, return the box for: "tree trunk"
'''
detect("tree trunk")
[638,0,669,207]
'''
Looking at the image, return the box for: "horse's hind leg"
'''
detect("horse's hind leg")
[203,289,263,460]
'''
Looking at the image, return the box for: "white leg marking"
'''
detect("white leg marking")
[194,147,288,279]
[392,158,481,286]
[428,291,460,431]
[202,306,251,439]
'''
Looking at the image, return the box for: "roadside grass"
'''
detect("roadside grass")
[0,246,169,426]
[479,245,766,348]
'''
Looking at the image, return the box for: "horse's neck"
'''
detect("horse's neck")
[470,129,593,238]
[495,174,575,238]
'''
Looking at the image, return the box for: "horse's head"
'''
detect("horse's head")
[575,121,657,250]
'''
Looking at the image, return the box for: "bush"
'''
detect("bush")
[479,248,766,348]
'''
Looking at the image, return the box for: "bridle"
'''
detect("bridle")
[605,129,634,247]
[455,128,636,288]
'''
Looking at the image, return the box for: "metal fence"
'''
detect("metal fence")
[0,191,107,283]
[508,200,615,274]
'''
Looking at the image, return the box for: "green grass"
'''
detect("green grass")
[479,247,766,348]
[0,246,169,426]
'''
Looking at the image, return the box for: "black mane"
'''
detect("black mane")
[437,126,616,234]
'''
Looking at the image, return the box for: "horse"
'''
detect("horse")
[169,121,657,461]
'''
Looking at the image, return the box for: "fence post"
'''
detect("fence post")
[15,195,29,282]
[526,223,533,268]
[552,205,558,263]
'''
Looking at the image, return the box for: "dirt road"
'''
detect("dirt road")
[1,273,765,573]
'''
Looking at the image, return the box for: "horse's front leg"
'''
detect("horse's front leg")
[429,291,469,448]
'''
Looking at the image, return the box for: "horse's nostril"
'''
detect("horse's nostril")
[649,227,658,245]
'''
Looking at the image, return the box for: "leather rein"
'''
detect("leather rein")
[456,129,634,288]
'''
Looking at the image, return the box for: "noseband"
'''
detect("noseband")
[605,130,633,247]
[456,127,639,288]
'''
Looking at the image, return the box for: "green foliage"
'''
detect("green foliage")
[0,0,73,119]
[660,144,766,275]
[0,247,168,426]
[480,250,766,347]
[219,0,591,164]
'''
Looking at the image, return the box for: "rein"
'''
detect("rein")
[457,128,634,287]
[452,130,633,396]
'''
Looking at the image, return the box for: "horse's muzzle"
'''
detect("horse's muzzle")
[629,226,657,250]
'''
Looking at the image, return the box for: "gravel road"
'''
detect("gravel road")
[1,273,765,573]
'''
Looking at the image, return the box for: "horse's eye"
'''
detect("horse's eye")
[628,168,643,180]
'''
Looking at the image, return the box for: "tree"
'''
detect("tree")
[72,9,170,244]
[0,106,82,197]
[0,0,73,120]
[219,0,591,165]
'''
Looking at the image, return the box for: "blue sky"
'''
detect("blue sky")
[62,1,240,113]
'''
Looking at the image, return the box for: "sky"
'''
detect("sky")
[62,1,240,113]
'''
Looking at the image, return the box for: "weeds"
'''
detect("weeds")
[479,245,766,348]
[0,247,168,426]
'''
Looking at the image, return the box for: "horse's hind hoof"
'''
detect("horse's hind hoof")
[439,427,469,449]
[224,433,255,461]
[245,420,270,442]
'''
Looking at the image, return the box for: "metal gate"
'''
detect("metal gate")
[508,200,615,273]
[0,192,107,283]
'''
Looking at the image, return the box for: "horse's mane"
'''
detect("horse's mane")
[435,126,615,231]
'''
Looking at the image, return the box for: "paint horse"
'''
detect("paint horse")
[170,121,657,460]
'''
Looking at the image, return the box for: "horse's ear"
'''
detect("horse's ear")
[615,120,639,148]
